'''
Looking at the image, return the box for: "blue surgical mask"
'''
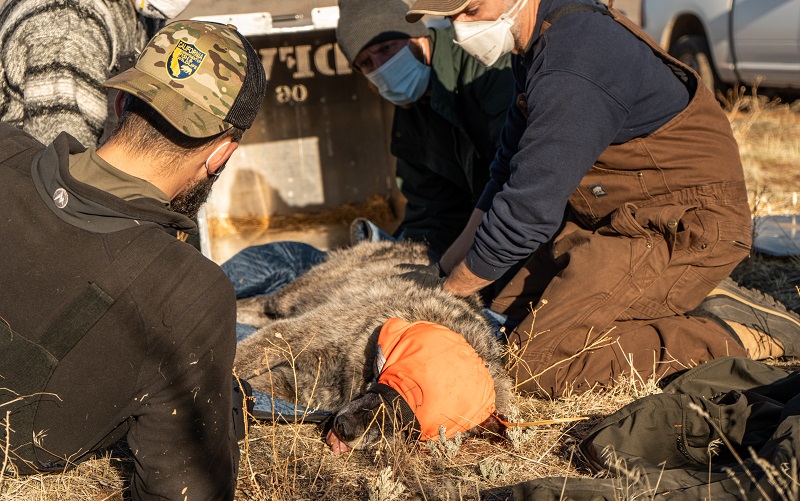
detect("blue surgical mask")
[365,46,431,106]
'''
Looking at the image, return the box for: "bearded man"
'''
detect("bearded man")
[0,20,267,500]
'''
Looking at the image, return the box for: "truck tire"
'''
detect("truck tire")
[670,35,716,92]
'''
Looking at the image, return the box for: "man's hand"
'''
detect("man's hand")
[442,261,493,297]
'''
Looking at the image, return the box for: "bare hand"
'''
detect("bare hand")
[442,261,493,297]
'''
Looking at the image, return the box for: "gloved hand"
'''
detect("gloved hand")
[396,262,445,289]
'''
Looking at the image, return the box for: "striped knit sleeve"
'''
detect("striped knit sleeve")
[2,1,115,146]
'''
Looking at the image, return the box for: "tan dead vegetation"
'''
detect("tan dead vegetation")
[725,85,800,200]
[208,194,399,240]
[3,96,799,500]
[724,86,800,314]
[230,349,662,501]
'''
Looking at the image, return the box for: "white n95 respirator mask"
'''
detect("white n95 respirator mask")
[134,0,192,20]
[453,0,529,67]
[365,46,432,107]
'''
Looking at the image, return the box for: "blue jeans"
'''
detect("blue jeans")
[222,219,398,300]
[221,241,327,342]
[221,241,327,300]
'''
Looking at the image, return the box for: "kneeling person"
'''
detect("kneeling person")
[0,20,267,499]
[336,0,514,256]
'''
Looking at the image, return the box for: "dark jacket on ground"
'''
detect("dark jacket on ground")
[0,124,238,500]
[513,357,800,500]
[391,25,513,255]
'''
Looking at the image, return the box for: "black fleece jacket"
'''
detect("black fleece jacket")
[0,124,238,500]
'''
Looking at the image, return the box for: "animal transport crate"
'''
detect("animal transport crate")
[184,1,398,262]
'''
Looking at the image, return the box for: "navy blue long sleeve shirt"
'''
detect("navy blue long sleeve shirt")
[466,0,690,281]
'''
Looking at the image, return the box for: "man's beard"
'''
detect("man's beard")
[170,176,216,219]
[507,0,526,53]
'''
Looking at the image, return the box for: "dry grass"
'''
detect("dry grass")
[208,194,399,240]
[724,86,800,202]
[3,97,799,500]
[723,87,800,313]
[0,448,127,500]
[225,356,660,501]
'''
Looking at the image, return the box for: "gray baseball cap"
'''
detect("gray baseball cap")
[336,0,429,66]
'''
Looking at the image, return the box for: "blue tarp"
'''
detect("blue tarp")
[251,390,333,423]
[753,215,800,257]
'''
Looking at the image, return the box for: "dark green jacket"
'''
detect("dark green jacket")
[513,357,800,500]
[391,26,513,255]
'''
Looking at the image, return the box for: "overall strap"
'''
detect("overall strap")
[540,3,611,36]
[603,3,695,84]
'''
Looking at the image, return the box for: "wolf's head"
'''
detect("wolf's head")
[325,386,508,454]
[325,388,416,454]
[325,317,507,454]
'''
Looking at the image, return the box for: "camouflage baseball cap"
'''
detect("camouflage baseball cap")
[105,20,268,138]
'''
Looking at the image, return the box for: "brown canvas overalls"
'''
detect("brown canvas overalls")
[491,4,752,397]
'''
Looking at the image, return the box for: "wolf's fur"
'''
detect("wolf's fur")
[234,240,513,449]
[256,240,434,319]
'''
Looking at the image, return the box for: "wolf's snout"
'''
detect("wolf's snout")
[333,413,356,441]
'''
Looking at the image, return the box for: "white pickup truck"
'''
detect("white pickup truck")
[639,0,800,91]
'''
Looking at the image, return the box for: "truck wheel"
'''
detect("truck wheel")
[671,35,716,92]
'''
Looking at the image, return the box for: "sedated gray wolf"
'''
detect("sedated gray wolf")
[234,240,513,452]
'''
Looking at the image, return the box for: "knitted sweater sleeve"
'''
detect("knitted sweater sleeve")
[3,2,114,146]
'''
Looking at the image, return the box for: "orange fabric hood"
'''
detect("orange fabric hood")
[376,318,496,440]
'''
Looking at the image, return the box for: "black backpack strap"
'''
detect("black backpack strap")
[370,383,421,441]
[1,230,178,473]
[38,232,177,360]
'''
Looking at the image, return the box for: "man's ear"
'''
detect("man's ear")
[409,36,431,65]
[114,90,126,118]
[205,140,239,175]
[366,80,380,96]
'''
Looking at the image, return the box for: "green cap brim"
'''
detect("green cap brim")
[406,0,471,22]
[105,68,232,139]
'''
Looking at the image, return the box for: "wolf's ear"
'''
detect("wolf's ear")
[362,379,378,394]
